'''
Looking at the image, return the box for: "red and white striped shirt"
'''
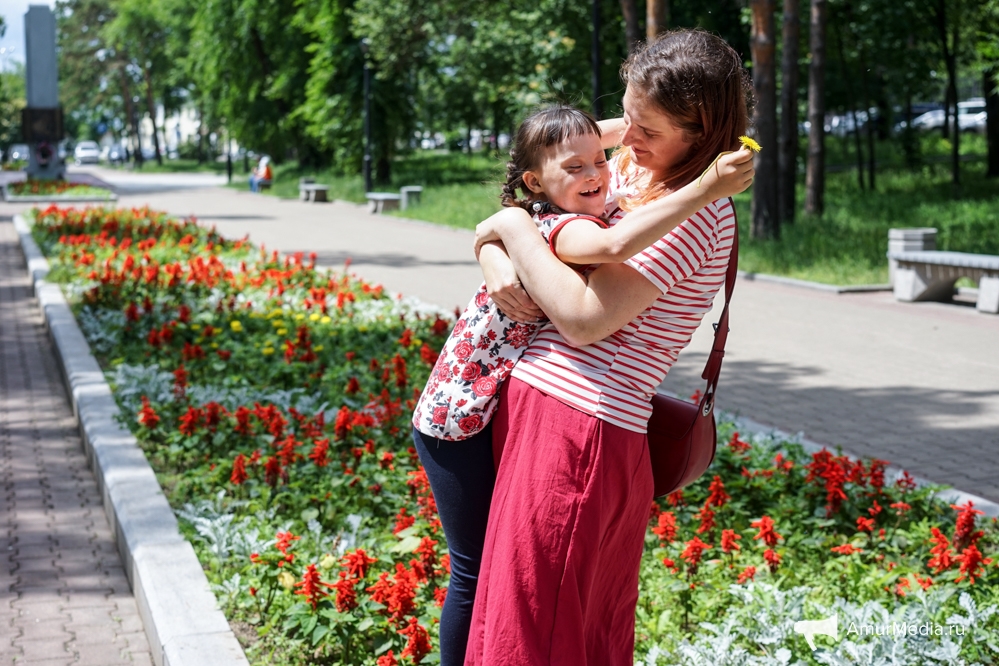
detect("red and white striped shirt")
[510,192,736,434]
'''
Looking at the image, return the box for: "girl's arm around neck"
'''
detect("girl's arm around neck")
[597,118,626,149]
[483,208,661,347]
[554,147,754,264]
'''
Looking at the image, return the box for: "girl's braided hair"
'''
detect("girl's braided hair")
[501,105,602,212]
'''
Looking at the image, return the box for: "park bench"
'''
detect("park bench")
[400,185,423,210]
[366,192,401,214]
[299,183,330,203]
[888,250,999,314]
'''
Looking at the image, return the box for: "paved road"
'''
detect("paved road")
[0,219,153,665]
[4,167,997,508]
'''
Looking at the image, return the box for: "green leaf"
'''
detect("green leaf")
[311,623,329,646]
[392,535,423,553]
[357,618,374,633]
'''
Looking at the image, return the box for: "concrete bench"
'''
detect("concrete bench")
[888,250,999,314]
[400,185,423,210]
[366,192,401,214]
[299,183,330,203]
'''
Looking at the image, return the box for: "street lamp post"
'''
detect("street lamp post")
[360,38,373,194]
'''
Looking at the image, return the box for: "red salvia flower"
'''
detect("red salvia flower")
[720,529,742,553]
[666,489,685,507]
[927,527,954,573]
[856,517,876,533]
[233,406,253,436]
[737,565,756,584]
[137,396,160,429]
[951,501,985,550]
[399,617,432,664]
[415,537,438,574]
[173,364,188,399]
[868,459,888,491]
[398,329,413,347]
[342,548,378,579]
[393,507,416,535]
[695,504,716,535]
[294,564,334,610]
[263,456,284,487]
[868,500,883,516]
[331,570,358,612]
[230,454,248,485]
[662,557,679,573]
[955,543,993,584]
[434,586,447,608]
[377,651,398,666]
[178,406,203,436]
[309,438,330,467]
[419,343,439,366]
[728,431,751,454]
[334,406,351,440]
[680,537,712,570]
[706,475,730,507]
[651,511,677,544]
[764,548,781,573]
[914,573,933,590]
[345,377,361,395]
[750,516,782,547]
[275,531,300,557]
[895,470,917,492]
[831,543,863,555]
[890,501,911,515]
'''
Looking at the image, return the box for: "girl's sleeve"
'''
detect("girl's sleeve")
[623,198,732,295]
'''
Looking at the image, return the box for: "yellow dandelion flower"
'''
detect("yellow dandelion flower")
[739,135,762,152]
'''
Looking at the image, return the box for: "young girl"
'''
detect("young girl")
[410,104,753,666]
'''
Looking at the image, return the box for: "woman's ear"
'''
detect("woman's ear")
[522,171,544,194]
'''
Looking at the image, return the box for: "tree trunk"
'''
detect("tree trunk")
[591,0,603,119]
[948,5,960,188]
[986,66,999,177]
[804,0,826,216]
[197,104,205,164]
[143,65,163,166]
[647,0,669,40]
[778,0,801,224]
[860,55,876,190]
[619,0,641,53]
[833,18,864,191]
[750,0,780,239]
[120,66,143,167]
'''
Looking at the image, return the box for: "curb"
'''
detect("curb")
[737,270,892,294]
[13,214,249,666]
[723,409,999,519]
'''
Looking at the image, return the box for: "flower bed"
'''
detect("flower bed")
[6,179,115,201]
[30,205,999,666]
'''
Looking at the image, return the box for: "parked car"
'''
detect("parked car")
[73,140,101,165]
[7,143,30,162]
[908,99,986,132]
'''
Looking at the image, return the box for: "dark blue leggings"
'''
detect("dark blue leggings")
[411,425,495,666]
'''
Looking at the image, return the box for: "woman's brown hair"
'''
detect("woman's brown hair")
[618,29,753,207]
[501,105,601,211]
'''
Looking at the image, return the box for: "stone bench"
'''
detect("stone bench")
[888,250,999,314]
[299,183,330,203]
[366,192,401,214]
[400,185,423,210]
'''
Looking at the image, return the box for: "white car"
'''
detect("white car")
[910,100,986,132]
[73,140,101,165]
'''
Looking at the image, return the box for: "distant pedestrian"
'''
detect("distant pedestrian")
[249,156,272,192]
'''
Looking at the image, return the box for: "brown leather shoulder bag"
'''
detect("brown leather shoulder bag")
[647,209,739,498]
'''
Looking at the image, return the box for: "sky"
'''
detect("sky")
[0,0,56,69]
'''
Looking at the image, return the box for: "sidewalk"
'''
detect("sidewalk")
[4,167,998,508]
[0,218,152,665]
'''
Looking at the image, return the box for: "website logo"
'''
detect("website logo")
[793,615,838,650]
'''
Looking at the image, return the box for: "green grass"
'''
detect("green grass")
[107,158,228,174]
[221,138,997,286]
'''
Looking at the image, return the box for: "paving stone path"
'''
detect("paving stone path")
[0,219,152,666]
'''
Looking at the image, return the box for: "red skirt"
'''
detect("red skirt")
[464,377,654,666]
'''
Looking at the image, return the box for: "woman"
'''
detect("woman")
[464,30,752,665]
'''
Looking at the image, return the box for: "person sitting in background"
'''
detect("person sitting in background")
[249,156,272,192]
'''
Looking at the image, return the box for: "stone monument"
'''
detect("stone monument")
[23,5,64,180]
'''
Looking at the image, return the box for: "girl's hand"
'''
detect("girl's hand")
[699,147,756,199]
[473,219,502,259]
[479,242,545,323]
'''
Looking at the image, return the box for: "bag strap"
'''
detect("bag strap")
[698,199,739,416]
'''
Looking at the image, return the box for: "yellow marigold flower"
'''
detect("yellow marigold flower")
[309,313,320,322]
[271,320,284,328]
[294,313,305,321]
[278,571,296,590]
[190,323,201,330]
[320,316,332,325]
[210,342,219,349]
[739,135,762,152]
[319,553,337,570]
[262,347,275,356]
[313,345,324,352]
[229,320,243,333]
[276,328,288,336]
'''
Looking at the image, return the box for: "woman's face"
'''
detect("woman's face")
[621,85,693,176]
[523,132,610,219]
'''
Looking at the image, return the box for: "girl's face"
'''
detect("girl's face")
[523,132,610,219]
[621,85,693,177]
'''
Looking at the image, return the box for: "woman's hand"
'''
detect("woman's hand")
[698,147,756,198]
[478,242,545,323]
